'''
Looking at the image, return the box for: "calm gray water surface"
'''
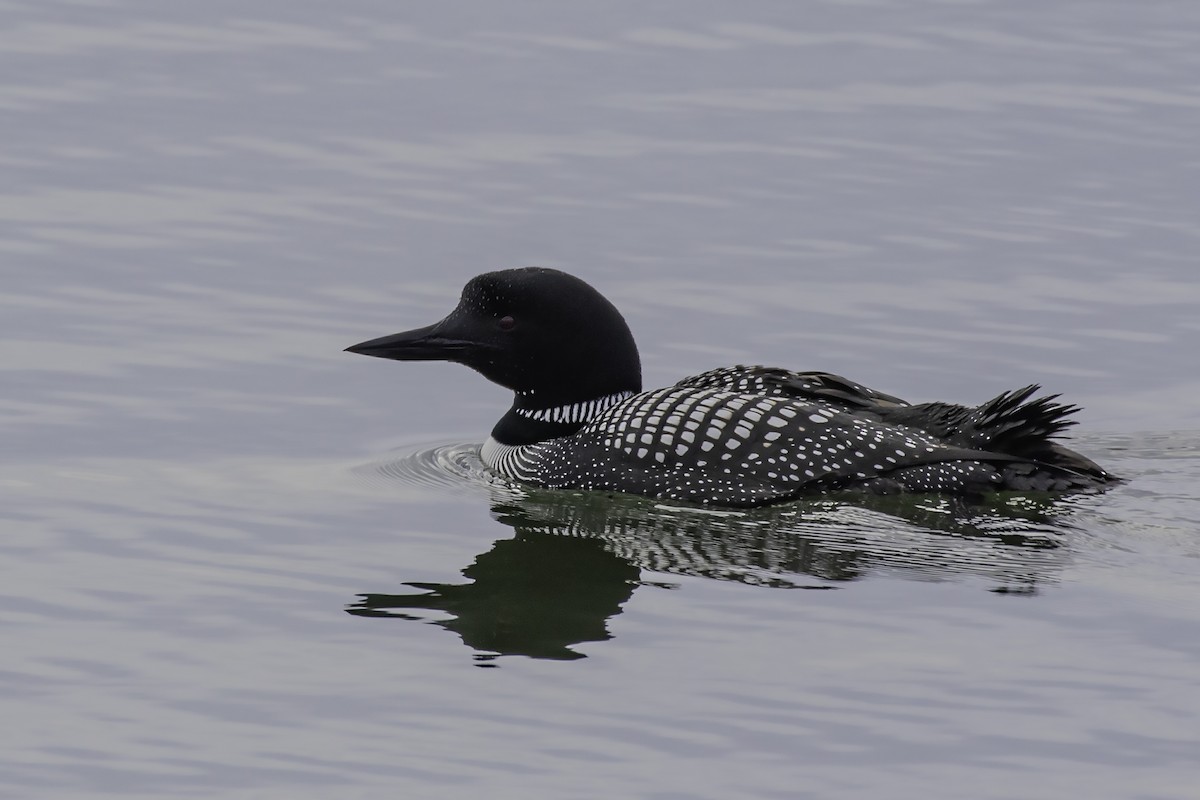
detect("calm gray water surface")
[3,2,1200,798]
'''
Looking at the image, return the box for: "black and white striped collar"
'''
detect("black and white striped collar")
[515,390,635,425]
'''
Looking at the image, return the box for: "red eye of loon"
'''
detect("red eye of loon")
[498,315,516,331]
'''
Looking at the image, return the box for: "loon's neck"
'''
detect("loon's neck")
[490,390,635,446]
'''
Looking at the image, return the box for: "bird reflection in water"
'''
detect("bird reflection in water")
[347,485,1088,663]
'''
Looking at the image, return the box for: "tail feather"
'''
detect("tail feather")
[965,385,1080,456]
[879,385,1116,489]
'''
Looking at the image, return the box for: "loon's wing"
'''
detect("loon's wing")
[674,366,909,411]
[678,370,1115,487]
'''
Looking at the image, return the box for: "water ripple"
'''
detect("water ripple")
[348,438,1088,590]
[350,440,517,498]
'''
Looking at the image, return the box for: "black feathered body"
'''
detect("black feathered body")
[481,366,1116,507]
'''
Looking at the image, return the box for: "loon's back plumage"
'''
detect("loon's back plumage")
[678,366,1111,493]
[347,268,1117,507]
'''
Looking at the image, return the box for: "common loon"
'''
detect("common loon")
[346,267,1116,508]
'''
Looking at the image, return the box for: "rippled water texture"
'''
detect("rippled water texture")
[3,1,1200,798]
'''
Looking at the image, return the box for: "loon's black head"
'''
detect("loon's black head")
[346,267,642,412]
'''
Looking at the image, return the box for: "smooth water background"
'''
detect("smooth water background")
[3,2,1200,798]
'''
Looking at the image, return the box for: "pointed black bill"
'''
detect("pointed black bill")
[345,319,497,363]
